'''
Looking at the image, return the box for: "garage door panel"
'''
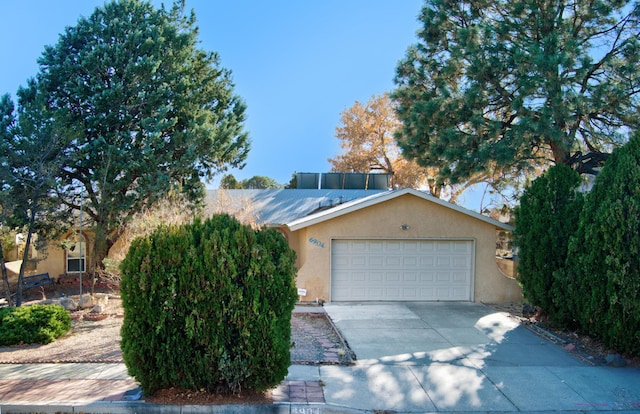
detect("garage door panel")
[386,288,400,298]
[452,271,470,282]
[369,271,384,282]
[386,272,401,282]
[403,272,418,282]
[404,256,418,267]
[332,255,349,267]
[452,256,471,268]
[332,239,473,301]
[368,241,384,252]
[420,271,435,282]
[351,272,367,282]
[436,256,451,267]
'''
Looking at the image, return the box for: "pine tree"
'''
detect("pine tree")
[393,0,640,186]
[31,0,249,270]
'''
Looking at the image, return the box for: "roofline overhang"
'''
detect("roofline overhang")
[286,188,514,232]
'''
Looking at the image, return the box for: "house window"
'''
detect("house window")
[66,237,86,273]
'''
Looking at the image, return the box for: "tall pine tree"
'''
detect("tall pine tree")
[393,0,640,186]
[30,0,249,271]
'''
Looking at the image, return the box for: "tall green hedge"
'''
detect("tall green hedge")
[513,164,584,323]
[119,214,298,395]
[565,135,640,355]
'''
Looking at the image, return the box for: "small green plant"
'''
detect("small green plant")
[120,214,298,395]
[0,304,71,345]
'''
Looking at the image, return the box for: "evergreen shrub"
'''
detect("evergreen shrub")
[0,304,71,345]
[120,214,298,395]
[566,135,640,355]
[513,164,584,323]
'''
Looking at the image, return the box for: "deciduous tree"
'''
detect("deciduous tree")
[393,0,640,186]
[329,93,481,201]
[32,0,249,271]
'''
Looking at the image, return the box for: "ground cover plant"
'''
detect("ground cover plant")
[0,304,71,345]
[120,214,298,395]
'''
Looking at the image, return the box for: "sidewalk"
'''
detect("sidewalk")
[0,363,330,413]
[2,361,640,413]
[2,302,640,413]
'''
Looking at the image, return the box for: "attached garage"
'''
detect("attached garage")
[286,188,521,304]
[331,239,474,301]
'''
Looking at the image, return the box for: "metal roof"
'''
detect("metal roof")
[287,188,514,231]
[205,189,387,226]
[206,188,513,232]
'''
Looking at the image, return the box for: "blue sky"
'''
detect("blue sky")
[0,1,492,211]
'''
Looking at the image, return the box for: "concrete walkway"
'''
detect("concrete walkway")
[322,302,640,412]
[1,302,639,413]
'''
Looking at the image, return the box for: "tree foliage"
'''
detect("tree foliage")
[30,0,249,271]
[0,87,70,306]
[330,93,492,201]
[220,174,241,189]
[564,133,640,354]
[120,214,297,395]
[393,0,640,186]
[220,174,283,189]
[513,164,583,322]
[329,94,441,193]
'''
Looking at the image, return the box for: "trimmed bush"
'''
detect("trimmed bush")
[120,214,298,395]
[513,164,584,323]
[566,135,640,355]
[0,304,71,345]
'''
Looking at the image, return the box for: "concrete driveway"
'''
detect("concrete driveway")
[322,302,640,412]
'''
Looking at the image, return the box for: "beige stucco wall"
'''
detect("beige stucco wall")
[289,193,522,303]
[33,230,94,281]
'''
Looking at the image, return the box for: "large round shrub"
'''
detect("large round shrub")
[0,304,71,345]
[513,164,584,322]
[119,214,298,395]
[566,134,640,355]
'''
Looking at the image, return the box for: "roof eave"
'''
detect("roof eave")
[286,188,514,232]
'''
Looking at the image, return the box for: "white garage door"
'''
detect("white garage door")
[331,239,474,301]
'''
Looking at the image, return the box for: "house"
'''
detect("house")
[208,188,522,303]
[29,187,522,303]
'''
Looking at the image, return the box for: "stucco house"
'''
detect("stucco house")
[208,188,522,304]
[29,187,521,304]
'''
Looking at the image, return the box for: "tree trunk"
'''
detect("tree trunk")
[15,209,37,307]
[0,243,13,307]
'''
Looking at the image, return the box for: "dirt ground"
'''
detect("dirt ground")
[0,285,352,366]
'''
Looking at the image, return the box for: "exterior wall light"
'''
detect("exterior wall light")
[400,224,410,230]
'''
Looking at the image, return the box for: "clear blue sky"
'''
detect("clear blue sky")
[0,1,492,210]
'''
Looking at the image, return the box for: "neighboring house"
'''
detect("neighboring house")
[29,229,92,281]
[30,187,522,303]
[208,188,522,303]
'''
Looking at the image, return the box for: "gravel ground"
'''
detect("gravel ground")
[0,296,352,366]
